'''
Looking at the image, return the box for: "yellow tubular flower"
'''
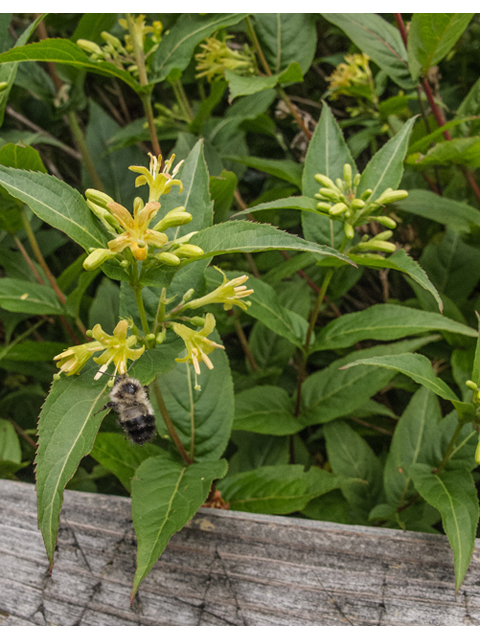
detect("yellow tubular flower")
[53,342,104,376]
[106,197,167,260]
[129,153,183,203]
[185,267,254,311]
[91,320,145,379]
[172,313,224,375]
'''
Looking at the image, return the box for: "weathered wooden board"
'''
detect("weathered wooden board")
[0,478,479,626]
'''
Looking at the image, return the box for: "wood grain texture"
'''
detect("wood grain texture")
[0,479,479,626]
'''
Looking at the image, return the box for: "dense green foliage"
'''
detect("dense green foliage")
[1,13,480,599]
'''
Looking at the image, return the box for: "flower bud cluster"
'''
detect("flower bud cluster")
[195,34,257,83]
[314,163,408,253]
[77,15,162,78]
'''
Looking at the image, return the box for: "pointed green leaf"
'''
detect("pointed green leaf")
[357,117,416,201]
[408,137,480,168]
[35,367,110,567]
[0,39,142,92]
[0,168,109,250]
[131,454,228,599]
[384,386,441,507]
[322,13,414,89]
[223,156,303,189]
[0,143,46,172]
[398,189,480,233]
[302,103,354,247]
[409,463,479,593]
[299,336,439,426]
[0,418,21,463]
[242,195,319,218]
[408,14,474,81]
[182,220,355,266]
[0,278,63,315]
[90,433,164,492]
[218,464,341,514]
[233,386,304,435]
[226,61,303,100]
[314,303,477,352]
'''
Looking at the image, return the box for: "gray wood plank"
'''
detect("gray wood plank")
[0,479,479,626]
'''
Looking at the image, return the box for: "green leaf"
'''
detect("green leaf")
[153,331,234,462]
[253,14,317,75]
[0,341,67,362]
[0,278,63,315]
[0,167,109,250]
[341,353,473,418]
[233,386,304,435]
[0,14,45,126]
[457,77,480,136]
[128,340,185,386]
[302,103,354,248]
[218,464,341,514]
[322,14,414,89]
[227,431,289,474]
[0,418,21,463]
[90,433,164,492]
[299,336,439,426]
[408,14,474,81]
[420,229,480,303]
[408,117,480,155]
[35,366,111,567]
[384,386,441,507]
[242,195,319,218]
[409,464,479,593]
[131,454,228,599]
[88,278,119,336]
[0,39,141,92]
[71,13,118,44]
[183,220,355,266]
[408,137,480,168]
[151,13,248,82]
[209,170,237,223]
[324,420,382,521]
[398,189,480,233]
[357,117,416,201]
[225,62,303,101]
[314,303,477,352]
[223,156,303,189]
[0,143,47,172]
[351,250,442,312]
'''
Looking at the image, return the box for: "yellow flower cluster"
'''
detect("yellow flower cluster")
[195,35,256,83]
[327,53,374,101]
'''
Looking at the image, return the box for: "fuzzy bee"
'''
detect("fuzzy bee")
[98,376,156,445]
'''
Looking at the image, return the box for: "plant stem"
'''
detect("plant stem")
[153,287,167,334]
[171,78,194,122]
[394,12,480,206]
[436,417,467,474]
[131,264,150,337]
[125,13,163,162]
[13,236,43,285]
[151,378,193,465]
[0,318,46,364]
[66,110,105,192]
[304,268,334,354]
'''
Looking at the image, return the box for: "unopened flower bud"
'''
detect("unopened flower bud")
[314,174,336,190]
[0,81,8,92]
[189,316,206,327]
[318,188,342,201]
[83,248,117,270]
[343,164,352,189]
[360,188,373,200]
[329,203,348,216]
[344,223,354,239]
[101,31,122,49]
[316,202,332,213]
[466,380,478,391]
[373,230,393,241]
[173,244,204,258]
[353,173,361,187]
[375,189,408,205]
[371,215,397,229]
[475,438,480,466]
[154,252,181,266]
[356,240,396,253]
[153,207,193,232]
[85,188,113,208]
[351,199,365,209]
[335,178,344,191]
[77,39,103,56]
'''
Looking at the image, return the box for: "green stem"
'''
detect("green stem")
[66,110,104,192]
[304,268,334,354]
[151,378,193,465]
[171,79,194,122]
[436,417,467,474]
[0,318,46,364]
[141,92,162,159]
[153,287,167,335]
[131,263,150,337]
